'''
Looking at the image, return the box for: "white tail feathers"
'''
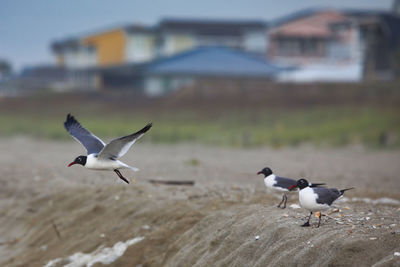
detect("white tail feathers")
[118,161,139,172]
[129,166,140,172]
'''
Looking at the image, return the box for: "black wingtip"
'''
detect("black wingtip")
[64,113,75,128]
[65,113,73,122]
[310,183,326,188]
[340,187,355,195]
[138,122,152,134]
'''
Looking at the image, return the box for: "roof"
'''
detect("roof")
[146,46,289,78]
[51,23,152,51]
[343,8,394,18]
[124,24,156,34]
[270,7,392,27]
[269,8,400,40]
[159,18,267,36]
[51,18,268,52]
[51,38,81,52]
[20,65,67,79]
[269,10,347,38]
[270,8,322,27]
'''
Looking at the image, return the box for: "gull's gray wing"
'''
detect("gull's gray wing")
[98,123,152,160]
[274,176,297,190]
[276,176,325,191]
[314,187,342,205]
[64,114,105,155]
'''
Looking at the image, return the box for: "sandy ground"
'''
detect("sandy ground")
[0,137,399,266]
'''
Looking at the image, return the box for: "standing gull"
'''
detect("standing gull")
[289,179,354,227]
[257,167,325,209]
[64,114,152,184]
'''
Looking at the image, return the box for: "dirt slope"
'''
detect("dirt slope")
[0,138,399,266]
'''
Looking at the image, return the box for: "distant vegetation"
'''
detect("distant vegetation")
[0,89,399,148]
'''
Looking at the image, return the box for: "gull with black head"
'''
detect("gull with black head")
[64,114,152,184]
[257,167,325,209]
[289,179,354,227]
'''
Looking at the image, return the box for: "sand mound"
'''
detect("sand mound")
[0,139,399,266]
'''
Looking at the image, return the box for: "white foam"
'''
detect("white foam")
[44,236,144,267]
[44,258,63,267]
[340,197,400,205]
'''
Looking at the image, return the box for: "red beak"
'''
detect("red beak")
[257,171,262,175]
[288,185,297,191]
[68,162,75,167]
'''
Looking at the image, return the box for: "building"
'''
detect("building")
[49,19,272,92]
[143,46,288,96]
[51,24,156,69]
[268,9,356,66]
[48,9,400,92]
[268,8,400,82]
[156,18,267,57]
[349,11,400,80]
[51,19,268,70]
[89,46,288,96]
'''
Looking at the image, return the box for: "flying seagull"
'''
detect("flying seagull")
[257,167,325,209]
[64,114,152,184]
[289,179,354,227]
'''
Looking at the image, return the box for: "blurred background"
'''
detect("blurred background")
[0,0,399,147]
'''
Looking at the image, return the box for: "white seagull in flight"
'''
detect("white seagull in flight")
[64,114,152,184]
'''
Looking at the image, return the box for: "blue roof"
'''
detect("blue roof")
[147,47,287,78]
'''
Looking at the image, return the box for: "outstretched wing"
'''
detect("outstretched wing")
[64,114,105,155]
[98,123,152,160]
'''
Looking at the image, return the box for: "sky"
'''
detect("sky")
[0,0,393,71]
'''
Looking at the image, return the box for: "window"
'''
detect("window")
[277,37,322,57]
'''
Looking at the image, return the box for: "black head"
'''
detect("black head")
[257,167,273,177]
[68,155,87,167]
[297,179,309,190]
[289,178,311,191]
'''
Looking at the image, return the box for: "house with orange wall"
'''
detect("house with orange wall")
[51,19,268,71]
[52,25,157,70]
[49,10,400,90]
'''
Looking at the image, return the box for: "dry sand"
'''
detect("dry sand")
[0,137,399,266]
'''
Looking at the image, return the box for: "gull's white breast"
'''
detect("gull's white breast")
[299,187,329,211]
[85,154,122,170]
[264,174,288,192]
